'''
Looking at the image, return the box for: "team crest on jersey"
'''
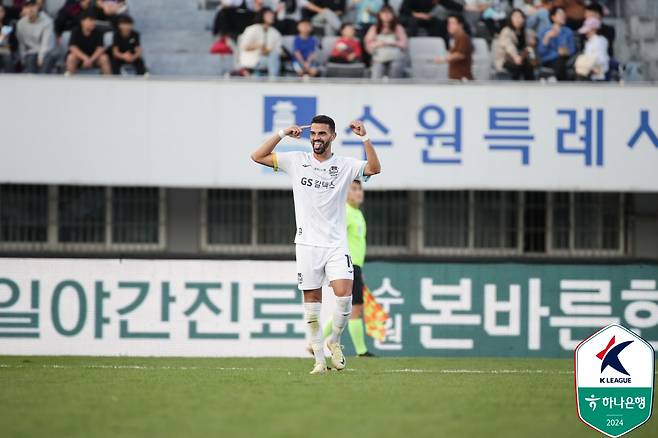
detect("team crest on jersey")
[329,166,339,177]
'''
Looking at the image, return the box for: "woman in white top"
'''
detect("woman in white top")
[238,8,282,77]
[364,5,407,79]
[577,16,608,81]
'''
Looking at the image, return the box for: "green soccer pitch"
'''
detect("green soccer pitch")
[1,356,656,438]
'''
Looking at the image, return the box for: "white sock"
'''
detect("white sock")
[329,296,352,344]
[304,302,325,365]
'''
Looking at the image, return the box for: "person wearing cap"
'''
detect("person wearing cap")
[575,15,608,80]
[111,14,146,75]
[66,11,111,75]
[16,0,57,73]
[584,1,614,57]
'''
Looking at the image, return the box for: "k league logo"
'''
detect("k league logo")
[575,324,655,437]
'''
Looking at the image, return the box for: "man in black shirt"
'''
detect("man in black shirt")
[66,11,111,75]
[302,0,345,36]
[111,14,146,75]
[400,0,463,40]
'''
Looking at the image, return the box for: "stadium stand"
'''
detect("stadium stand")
[0,0,657,79]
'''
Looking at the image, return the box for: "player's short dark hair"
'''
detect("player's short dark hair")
[311,115,335,133]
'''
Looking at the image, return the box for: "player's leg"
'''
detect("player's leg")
[325,249,354,370]
[347,265,370,356]
[297,244,328,374]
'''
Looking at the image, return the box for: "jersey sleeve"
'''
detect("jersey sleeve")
[272,151,297,174]
[349,158,371,182]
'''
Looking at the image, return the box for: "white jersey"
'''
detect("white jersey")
[273,151,369,248]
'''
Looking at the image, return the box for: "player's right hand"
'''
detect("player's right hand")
[285,125,307,139]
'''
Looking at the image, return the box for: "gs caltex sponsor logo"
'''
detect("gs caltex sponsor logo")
[575,324,655,437]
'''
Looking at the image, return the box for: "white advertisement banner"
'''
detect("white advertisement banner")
[0,258,332,357]
[1,77,658,191]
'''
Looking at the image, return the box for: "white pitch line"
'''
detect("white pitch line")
[0,363,575,374]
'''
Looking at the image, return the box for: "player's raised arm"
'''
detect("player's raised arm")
[350,120,381,176]
[250,125,307,168]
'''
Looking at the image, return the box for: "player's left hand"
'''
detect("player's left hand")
[350,120,366,137]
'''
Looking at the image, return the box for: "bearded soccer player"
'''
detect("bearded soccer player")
[250,115,382,374]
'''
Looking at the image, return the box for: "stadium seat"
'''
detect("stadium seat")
[408,37,447,80]
[45,0,66,17]
[319,36,338,65]
[325,62,367,78]
[388,0,404,14]
[471,37,491,80]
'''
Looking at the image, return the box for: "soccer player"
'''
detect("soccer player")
[250,115,381,374]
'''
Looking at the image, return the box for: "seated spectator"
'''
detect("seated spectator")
[213,0,259,40]
[494,8,536,80]
[349,0,382,34]
[537,6,575,80]
[365,5,407,79]
[575,16,608,80]
[552,0,584,30]
[65,11,111,75]
[435,14,473,80]
[273,0,302,35]
[400,0,463,41]
[55,0,105,37]
[237,8,281,77]
[111,14,146,75]
[584,1,614,57]
[464,0,510,36]
[16,0,57,73]
[301,0,345,36]
[0,4,18,72]
[328,23,362,63]
[526,0,552,34]
[292,19,319,76]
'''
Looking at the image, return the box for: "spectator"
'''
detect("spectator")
[464,0,510,36]
[349,0,382,34]
[55,0,104,37]
[537,6,575,80]
[399,0,458,40]
[584,1,614,57]
[552,0,584,30]
[494,8,536,80]
[301,0,345,36]
[65,11,111,75]
[213,0,259,39]
[575,16,608,80]
[365,5,407,79]
[237,8,281,77]
[435,14,473,80]
[526,0,552,34]
[273,0,302,35]
[110,14,146,75]
[0,4,18,72]
[16,0,57,73]
[329,23,362,63]
[292,19,319,76]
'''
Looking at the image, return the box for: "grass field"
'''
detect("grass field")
[1,356,656,438]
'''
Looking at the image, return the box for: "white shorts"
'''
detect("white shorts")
[295,244,354,290]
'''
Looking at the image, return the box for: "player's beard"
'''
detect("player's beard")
[312,140,330,155]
